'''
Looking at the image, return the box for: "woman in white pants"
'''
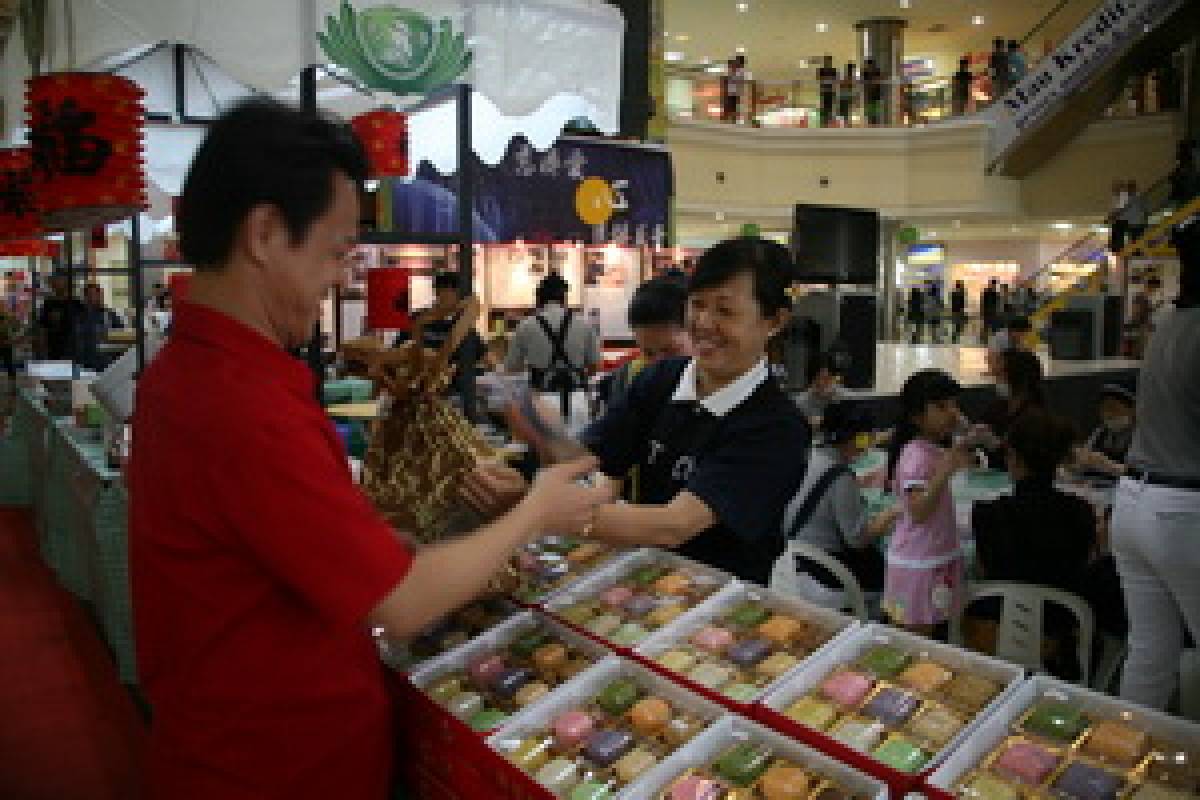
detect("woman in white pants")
[1113,215,1200,709]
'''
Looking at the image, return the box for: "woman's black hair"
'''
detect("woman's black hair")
[1006,409,1077,480]
[1000,348,1045,407]
[887,369,962,480]
[433,272,461,292]
[822,401,874,446]
[689,236,793,317]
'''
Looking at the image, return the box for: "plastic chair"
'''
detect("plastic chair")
[949,582,1095,684]
[1091,634,1127,694]
[786,542,870,622]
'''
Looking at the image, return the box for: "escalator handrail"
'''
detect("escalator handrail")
[1020,0,1076,48]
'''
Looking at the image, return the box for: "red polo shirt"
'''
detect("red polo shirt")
[129,302,411,799]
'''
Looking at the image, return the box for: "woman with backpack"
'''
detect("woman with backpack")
[770,401,899,607]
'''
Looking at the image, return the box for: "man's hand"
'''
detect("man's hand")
[460,460,529,518]
[519,457,607,538]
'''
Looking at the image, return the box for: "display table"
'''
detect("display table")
[0,388,40,506]
[51,422,137,685]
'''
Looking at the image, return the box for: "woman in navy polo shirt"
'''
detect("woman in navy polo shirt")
[579,238,813,584]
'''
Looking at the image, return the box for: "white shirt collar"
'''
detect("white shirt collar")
[671,358,769,417]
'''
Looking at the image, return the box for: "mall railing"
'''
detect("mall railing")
[665,72,971,129]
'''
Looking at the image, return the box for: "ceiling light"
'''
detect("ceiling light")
[1011,225,1021,233]
[952,219,961,228]
[971,14,985,25]
[798,59,809,68]
[900,0,911,8]
[715,211,726,221]
[735,45,746,54]
[736,1,749,11]
[664,51,685,62]
[706,64,725,74]
[816,22,829,33]
[926,231,939,238]
[663,31,670,37]
[676,33,690,42]
[1051,221,1073,230]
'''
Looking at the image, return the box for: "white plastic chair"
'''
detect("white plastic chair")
[782,542,870,622]
[949,581,1095,684]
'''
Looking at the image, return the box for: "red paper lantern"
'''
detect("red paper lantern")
[0,238,59,257]
[351,110,409,177]
[366,267,411,330]
[26,72,147,230]
[0,148,40,241]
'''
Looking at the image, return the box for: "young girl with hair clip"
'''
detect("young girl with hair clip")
[884,369,981,635]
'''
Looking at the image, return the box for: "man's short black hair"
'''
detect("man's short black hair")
[628,277,687,328]
[535,273,569,307]
[689,236,793,317]
[1006,315,1032,333]
[179,97,368,271]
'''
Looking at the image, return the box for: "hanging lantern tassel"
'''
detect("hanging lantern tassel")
[26,72,147,231]
[351,110,409,177]
[0,148,41,241]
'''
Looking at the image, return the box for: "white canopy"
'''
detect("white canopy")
[3,0,624,179]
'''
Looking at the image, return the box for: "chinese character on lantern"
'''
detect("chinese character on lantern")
[0,148,39,241]
[25,73,147,230]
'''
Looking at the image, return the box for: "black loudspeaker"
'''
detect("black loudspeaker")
[1048,310,1095,360]
[605,1,651,140]
[792,204,880,284]
[836,293,878,389]
[1103,295,1123,357]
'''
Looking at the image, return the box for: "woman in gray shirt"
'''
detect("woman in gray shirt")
[1112,214,1200,710]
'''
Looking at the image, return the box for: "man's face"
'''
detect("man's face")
[49,277,68,297]
[1100,396,1133,426]
[434,286,460,308]
[256,172,359,349]
[686,271,783,381]
[84,286,103,306]
[633,323,690,364]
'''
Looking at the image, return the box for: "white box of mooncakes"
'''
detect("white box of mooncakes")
[926,674,1200,800]
[757,623,1026,779]
[634,713,888,800]
[487,654,726,799]
[632,579,859,711]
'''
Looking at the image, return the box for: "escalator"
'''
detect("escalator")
[986,0,1199,178]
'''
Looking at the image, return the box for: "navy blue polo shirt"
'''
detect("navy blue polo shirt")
[581,357,812,585]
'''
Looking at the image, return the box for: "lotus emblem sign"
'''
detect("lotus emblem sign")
[318,1,473,96]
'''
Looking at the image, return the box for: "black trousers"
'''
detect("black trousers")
[0,345,14,380]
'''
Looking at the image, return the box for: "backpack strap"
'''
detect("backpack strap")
[536,309,577,370]
[534,309,580,419]
[785,463,852,541]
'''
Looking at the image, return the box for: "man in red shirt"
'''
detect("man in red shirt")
[129,99,603,799]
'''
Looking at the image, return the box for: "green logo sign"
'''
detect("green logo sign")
[318,1,472,96]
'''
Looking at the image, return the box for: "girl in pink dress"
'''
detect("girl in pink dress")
[883,370,976,634]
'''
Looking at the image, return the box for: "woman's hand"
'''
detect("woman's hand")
[519,457,608,538]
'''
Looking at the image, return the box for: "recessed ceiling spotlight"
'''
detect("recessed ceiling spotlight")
[953,219,961,228]
[664,51,685,62]
[736,2,749,11]
[816,22,830,33]
[706,64,725,73]
[715,211,726,221]
[971,14,985,25]
[735,45,746,54]
[900,0,911,8]
[1051,221,1074,230]
[676,33,690,42]
[927,231,939,238]
[663,31,671,37]
[798,58,809,68]
[1011,225,1021,233]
